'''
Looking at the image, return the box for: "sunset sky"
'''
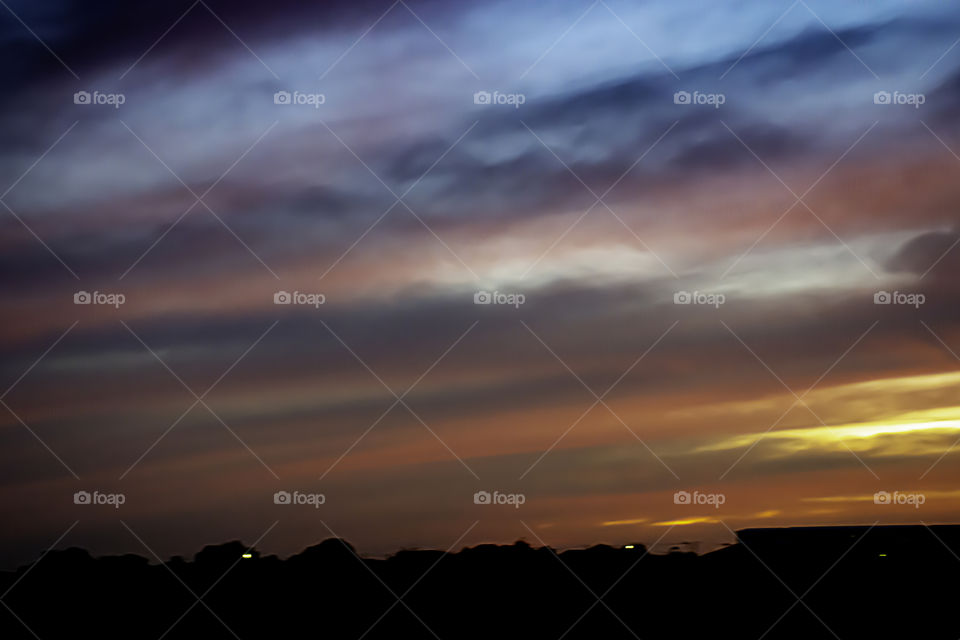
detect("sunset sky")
[2,0,960,566]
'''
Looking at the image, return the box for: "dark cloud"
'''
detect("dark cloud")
[0,0,463,89]
[885,228,960,276]
[381,19,947,225]
[928,66,960,128]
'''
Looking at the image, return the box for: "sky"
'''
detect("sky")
[1,0,960,567]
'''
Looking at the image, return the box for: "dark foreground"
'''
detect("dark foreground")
[2,525,958,639]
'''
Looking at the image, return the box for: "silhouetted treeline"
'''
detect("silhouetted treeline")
[2,525,959,639]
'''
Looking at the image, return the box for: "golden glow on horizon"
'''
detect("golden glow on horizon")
[695,405,960,458]
[646,509,781,527]
[653,516,719,526]
[602,518,650,526]
[754,509,781,518]
[803,489,960,503]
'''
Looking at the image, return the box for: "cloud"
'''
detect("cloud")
[885,228,960,276]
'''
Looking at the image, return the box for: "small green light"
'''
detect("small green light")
[624,545,634,549]
[242,553,253,559]
[878,553,887,557]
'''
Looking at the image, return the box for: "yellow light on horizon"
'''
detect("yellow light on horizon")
[602,517,649,526]
[653,516,719,526]
[695,417,960,457]
[241,553,253,559]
